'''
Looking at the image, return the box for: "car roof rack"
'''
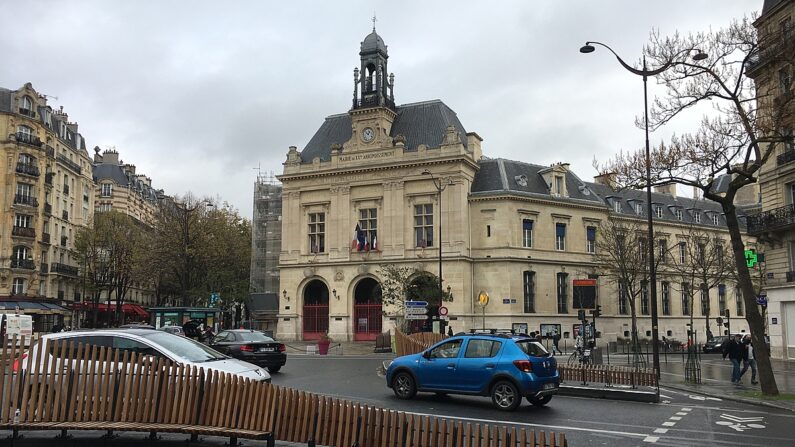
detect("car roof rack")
[464,329,532,339]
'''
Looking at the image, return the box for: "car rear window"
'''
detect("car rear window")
[236,331,275,343]
[515,340,550,357]
[142,331,227,362]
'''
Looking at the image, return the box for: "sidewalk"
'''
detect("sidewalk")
[281,339,393,356]
[609,351,795,412]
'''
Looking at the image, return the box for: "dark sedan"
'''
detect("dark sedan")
[702,336,728,353]
[209,329,286,373]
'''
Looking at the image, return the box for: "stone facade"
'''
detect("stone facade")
[275,31,752,343]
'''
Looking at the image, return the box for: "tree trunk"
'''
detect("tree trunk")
[724,205,779,395]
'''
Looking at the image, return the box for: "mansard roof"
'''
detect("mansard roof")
[300,99,468,163]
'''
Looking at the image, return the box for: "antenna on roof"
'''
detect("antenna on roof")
[42,94,59,101]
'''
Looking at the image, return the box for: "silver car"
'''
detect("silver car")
[20,329,271,382]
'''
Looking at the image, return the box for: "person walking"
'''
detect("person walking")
[740,334,759,385]
[552,331,563,355]
[722,333,747,384]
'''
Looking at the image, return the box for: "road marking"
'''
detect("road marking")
[720,413,763,423]
[682,407,692,411]
[662,422,676,427]
[675,412,688,416]
[642,436,659,443]
[715,413,767,432]
[653,428,668,434]
[669,416,682,421]
[660,394,672,399]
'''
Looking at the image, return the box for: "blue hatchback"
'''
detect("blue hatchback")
[385,332,559,411]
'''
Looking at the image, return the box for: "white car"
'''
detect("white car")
[17,329,270,382]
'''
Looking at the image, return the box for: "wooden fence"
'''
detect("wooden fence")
[558,364,657,388]
[1,334,567,447]
[394,329,448,356]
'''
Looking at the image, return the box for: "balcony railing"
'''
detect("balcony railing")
[11,226,36,238]
[60,235,68,247]
[62,210,69,221]
[57,290,65,300]
[18,107,36,118]
[13,194,38,207]
[10,258,35,270]
[63,184,70,195]
[56,154,81,174]
[51,262,78,277]
[747,203,795,235]
[40,263,49,274]
[44,202,52,214]
[777,149,795,167]
[45,172,54,186]
[42,232,50,244]
[16,163,40,177]
[15,132,42,147]
[44,145,55,158]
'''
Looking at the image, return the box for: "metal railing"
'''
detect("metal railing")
[15,163,40,177]
[778,149,795,166]
[787,271,795,283]
[63,184,70,195]
[51,262,78,276]
[44,172,54,185]
[62,210,69,221]
[10,258,35,270]
[15,132,42,147]
[11,226,36,238]
[44,202,52,214]
[44,145,55,157]
[18,107,36,118]
[747,203,795,234]
[13,194,38,207]
[56,154,81,174]
[60,235,68,247]
[40,263,49,273]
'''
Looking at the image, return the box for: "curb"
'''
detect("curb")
[558,384,659,403]
[661,382,795,413]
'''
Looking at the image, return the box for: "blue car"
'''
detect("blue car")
[385,331,559,411]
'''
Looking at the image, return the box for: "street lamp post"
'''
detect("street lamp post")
[422,169,453,328]
[580,42,706,377]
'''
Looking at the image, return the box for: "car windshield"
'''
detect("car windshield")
[237,331,274,342]
[141,331,227,362]
[711,337,727,344]
[515,340,551,357]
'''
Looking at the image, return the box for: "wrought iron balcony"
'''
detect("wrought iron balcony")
[62,210,69,221]
[45,172,54,186]
[40,263,49,274]
[51,262,78,277]
[11,226,36,238]
[42,232,50,244]
[18,107,36,118]
[63,184,70,195]
[10,258,35,270]
[60,235,68,247]
[44,202,52,214]
[787,271,795,282]
[15,132,42,147]
[778,149,795,166]
[747,203,795,235]
[13,194,38,207]
[44,145,55,157]
[16,163,40,177]
[56,154,81,174]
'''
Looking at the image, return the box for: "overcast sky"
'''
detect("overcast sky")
[1,0,758,219]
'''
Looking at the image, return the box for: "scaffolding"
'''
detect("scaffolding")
[249,171,282,332]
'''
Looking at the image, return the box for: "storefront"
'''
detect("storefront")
[73,302,149,328]
[148,307,223,331]
[0,300,70,332]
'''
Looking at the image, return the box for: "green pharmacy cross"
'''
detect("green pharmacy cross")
[744,249,758,268]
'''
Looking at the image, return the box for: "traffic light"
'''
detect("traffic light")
[577,309,586,321]
[724,308,730,318]
[594,305,602,318]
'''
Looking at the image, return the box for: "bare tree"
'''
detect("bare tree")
[598,17,793,395]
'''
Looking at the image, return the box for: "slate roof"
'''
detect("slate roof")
[762,0,786,15]
[0,87,12,113]
[361,30,387,55]
[93,163,160,202]
[300,99,468,163]
[470,158,603,204]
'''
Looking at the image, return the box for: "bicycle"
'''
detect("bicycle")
[566,346,593,365]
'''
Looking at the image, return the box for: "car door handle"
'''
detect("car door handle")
[485,363,495,369]
[447,363,455,369]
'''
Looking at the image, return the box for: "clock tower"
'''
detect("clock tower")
[348,25,397,149]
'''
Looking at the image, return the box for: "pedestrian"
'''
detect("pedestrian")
[536,332,542,344]
[529,331,536,339]
[722,333,746,384]
[740,334,759,385]
[447,326,453,337]
[552,331,563,355]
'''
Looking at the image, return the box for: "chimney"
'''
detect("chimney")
[653,183,676,197]
[101,150,119,165]
[123,164,136,175]
[593,173,617,188]
[693,186,701,199]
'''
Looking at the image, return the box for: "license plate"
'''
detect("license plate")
[543,382,555,390]
[258,347,275,353]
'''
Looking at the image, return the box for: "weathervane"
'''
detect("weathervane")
[372,12,377,31]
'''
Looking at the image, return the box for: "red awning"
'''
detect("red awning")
[75,302,148,317]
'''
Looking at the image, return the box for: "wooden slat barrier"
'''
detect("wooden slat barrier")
[558,364,657,388]
[0,334,567,446]
[394,329,448,357]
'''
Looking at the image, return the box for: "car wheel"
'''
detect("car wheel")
[528,395,552,407]
[392,371,417,400]
[268,366,281,373]
[491,380,521,411]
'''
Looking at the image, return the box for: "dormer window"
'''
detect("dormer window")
[694,212,701,223]
[675,209,683,221]
[19,96,33,117]
[101,183,113,197]
[712,214,719,225]
[655,206,663,218]
[635,203,643,215]
[614,200,622,213]
[554,175,564,196]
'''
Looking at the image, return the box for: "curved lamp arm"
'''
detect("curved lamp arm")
[582,41,706,77]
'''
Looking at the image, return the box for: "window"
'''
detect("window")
[17,124,32,136]
[697,243,705,263]
[675,209,683,221]
[16,183,33,199]
[655,206,663,218]
[555,223,566,251]
[735,286,744,316]
[113,337,163,358]
[718,284,726,315]
[487,225,491,237]
[694,212,701,223]
[716,243,724,267]
[782,16,793,39]
[97,203,112,212]
[556,272,568,314]
[661,282,670,316]
[682,283,691,316]
[464,339,502,358]
[12,278,25,295]
[414,204,434,247]
[522,219,533,248]
[429,339,462,359]
[101,183,112,197]
[640,281,649,315]
[14,214,32,228]
[712,214,719,225]
[639,237,647,262]
[307,212,325,254]
[614,201,622,213]
[679,242,687,264]
[619,281,628,315]
[20,96,32,111]
[658,239,667,263]
[635,203,643,215]
[554,176,564,195]
[18,153,35,165]
[358,208,377,249]
[586,226,596,253]
[12,245,29,261]
[700,286,710,316]
[780,67,792,92]
[523,271,535,313]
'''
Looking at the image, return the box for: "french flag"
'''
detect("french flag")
[351,224,360,250]
[357,227,367,251]
[371,231,378,251]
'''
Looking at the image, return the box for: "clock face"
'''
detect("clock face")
[362,127,375,142]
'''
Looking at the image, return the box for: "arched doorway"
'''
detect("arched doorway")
[302,279,329,340]
[353,278,382,341]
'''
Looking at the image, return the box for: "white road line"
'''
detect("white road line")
[402,409,650,438]
[662,421,676,427]
[653,428,669,434]
[675,412,688,416]
[669,416,682,421]
[660,394,673,399]
[682,407,692,411]
[643,436,659,443]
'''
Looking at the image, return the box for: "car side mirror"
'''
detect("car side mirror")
[422,351,431,360]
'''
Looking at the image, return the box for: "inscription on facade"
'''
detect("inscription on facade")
[339,150,395,162]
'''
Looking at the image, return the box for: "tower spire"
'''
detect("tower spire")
[372,12,377,32]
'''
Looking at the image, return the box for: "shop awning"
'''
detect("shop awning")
[74,302,149,317]
[0,300,70,313]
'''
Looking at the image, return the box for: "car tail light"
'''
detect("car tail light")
[513,360,533,373]
[278,344,285,353]
[240,345,255,352]
[12,353,28,373]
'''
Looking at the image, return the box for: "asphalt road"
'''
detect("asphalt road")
[270,354,794,446]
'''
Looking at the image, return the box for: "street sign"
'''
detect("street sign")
[477,291,489,307]
[404,307,428,315]
[756,296,768,306]
[438,306,448,316]
[405,314,427,320]
[745,249,758,268]
[405,301,428,307]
